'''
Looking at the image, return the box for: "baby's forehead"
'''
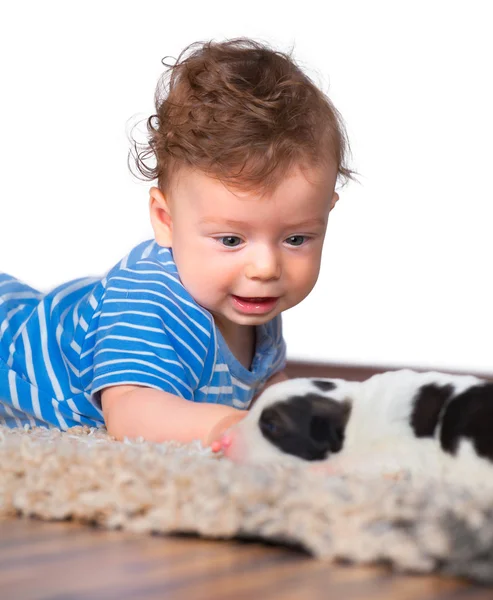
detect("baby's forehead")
[174,165,335,213]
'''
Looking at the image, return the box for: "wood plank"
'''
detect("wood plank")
[0,519,490,600]
[286,360,493,381]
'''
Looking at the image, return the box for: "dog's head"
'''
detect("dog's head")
[222,377,354,464]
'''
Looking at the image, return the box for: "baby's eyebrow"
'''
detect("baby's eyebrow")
[198,218,248,228]
[198,218,326,229]
[286,218,326,229]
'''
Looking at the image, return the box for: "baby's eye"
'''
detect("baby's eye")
[285,235,307,246]
[219,236,242,247]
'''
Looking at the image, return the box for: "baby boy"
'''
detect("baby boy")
[0,37,351,447]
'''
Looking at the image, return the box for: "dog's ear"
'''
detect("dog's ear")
[258,394,352,461]
[309,397,351,453]
[309,415,344,452]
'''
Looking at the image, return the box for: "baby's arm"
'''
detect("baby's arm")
[101,385,247,447]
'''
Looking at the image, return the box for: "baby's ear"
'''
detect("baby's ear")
[329,191,339,211]
[149,186,173,247]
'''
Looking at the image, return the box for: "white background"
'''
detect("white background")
[1,1,492,374]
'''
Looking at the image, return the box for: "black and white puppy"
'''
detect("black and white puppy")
[221,370,493,479]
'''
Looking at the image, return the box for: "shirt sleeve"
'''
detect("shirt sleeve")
[86,267,210,400]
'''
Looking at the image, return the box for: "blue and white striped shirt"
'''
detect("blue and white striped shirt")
[0,240,286,430]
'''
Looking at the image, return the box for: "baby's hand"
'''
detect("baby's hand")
[206,412,247,452]
[210,434,233,454]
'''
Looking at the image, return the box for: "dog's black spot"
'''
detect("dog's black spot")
[259,393,351,461]
[440,383,493,460]
[410,383,454,437]
[312,379,337,392]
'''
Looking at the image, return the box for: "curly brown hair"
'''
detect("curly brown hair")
[130,37,353,196]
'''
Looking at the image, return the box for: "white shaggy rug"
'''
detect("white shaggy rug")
[1,424,493,584]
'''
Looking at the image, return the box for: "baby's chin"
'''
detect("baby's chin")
[223,302,284,326]
[213,311,279,330]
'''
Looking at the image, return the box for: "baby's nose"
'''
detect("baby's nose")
[245,246,281,281]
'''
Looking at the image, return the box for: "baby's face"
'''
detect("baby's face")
[156,164,338,339]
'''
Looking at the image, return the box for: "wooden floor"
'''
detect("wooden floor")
[0,518,491,600]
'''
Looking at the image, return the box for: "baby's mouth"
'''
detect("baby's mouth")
[236,296,275,301]
[231,295,279,314]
